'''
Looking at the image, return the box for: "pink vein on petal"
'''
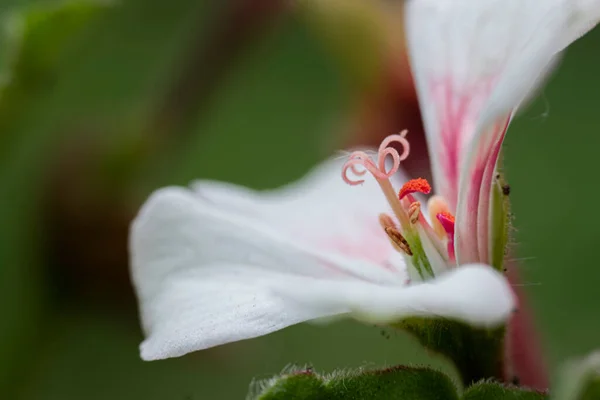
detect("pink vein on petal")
[298,213,402,279]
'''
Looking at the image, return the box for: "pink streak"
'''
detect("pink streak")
[458,117,508,265]
[432,81,469,211]
[305,214,404,279]
[506,265,549,389]
[430,77,498,214]
[459,156,487,263]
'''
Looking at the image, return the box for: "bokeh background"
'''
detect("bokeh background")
[1,0,600,398]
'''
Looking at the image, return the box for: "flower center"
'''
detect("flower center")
[342,132,457,280]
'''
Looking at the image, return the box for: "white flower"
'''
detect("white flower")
[129,0,600,361]
[130,157,511,361]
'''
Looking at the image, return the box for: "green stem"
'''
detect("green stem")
[395,318,506,386]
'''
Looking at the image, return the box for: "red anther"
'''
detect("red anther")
[436,211,455,236]
[398,178,431,200]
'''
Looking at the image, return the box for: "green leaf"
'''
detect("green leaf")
[252,365,459,400]
[325,366,460,400]
[463,382,548,400]
[253,368,328,400]
[553,351,600,400]
[395,318,505,386]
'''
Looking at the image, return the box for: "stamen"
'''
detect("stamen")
[408,202,420,224]
[436,211,456,262]
[378,213,397,230]
[385,227,413,256]
[398,178,431,200]
[427,195,452,239]
[436,212,456,236]
[379,213,413,256]
[343,134,414,252]
[341,131,410,185]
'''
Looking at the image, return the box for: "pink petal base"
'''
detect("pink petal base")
[431,77,499,212]
[431,77,510,266]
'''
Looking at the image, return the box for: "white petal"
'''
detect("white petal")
[130,187,407,359]
[192,155,410,268]
[275,264,515,328]
[136,265,347,360]
[405,0,600,206]
[479,0,600,125]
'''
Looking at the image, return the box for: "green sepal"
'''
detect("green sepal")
[553,352,600,400]
[395,318,505,386]
[463,382,548,400]
[579,378,600,400]
[490,167,511,271]
[252,365,460,400]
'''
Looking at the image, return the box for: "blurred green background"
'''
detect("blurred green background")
[1,0,599,398]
